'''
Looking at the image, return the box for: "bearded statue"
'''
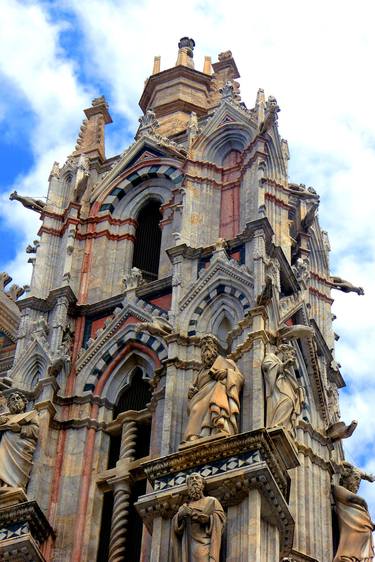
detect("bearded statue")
[0,391,39,494]
[183,334,244,443]
[172,473,225,562]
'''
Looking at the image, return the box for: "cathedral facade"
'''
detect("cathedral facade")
[0,38,373,562]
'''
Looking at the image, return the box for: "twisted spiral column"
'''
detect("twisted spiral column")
[120,419,137,460]
[108,419,138,562]
[108,481,131,562]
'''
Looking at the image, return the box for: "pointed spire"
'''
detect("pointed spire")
[176,37,195,68]
[255,88,266,125]
[72,96,112,162]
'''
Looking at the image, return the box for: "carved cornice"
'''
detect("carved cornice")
[51,417,106,431]
[136,458,295,556]
[17,285,77,314]
[289,550,319,562]
[140,428,298,498]
[265,192,292,211]
[295,442,333,473]
[230,329,270,360]
[308,287,333,304]
[0,500,53,543]
[163,357,202,371]
[227,305,268,344]
[297,420,331,447]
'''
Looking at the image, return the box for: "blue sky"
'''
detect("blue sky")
[1,0,375,515]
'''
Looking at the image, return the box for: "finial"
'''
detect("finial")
[203,56,212,75]
[137,109,159,138]
[153,56,161,75]
[176,37,195,68]
[178,37,195,53]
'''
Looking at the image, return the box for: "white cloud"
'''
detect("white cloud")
[0,0,93,283]
[1,0,375,518]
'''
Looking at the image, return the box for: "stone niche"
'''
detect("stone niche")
[136,427,299,562]
[0,490,53,562]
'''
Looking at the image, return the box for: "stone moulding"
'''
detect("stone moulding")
[0,500,53,561]
[0,501,53,544]
[139,427,298,498]
[135,430,297,556]
[0,534,45,562]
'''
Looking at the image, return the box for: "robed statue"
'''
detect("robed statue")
[183,334,244,442]
[262,342,304,433]
[172,473,225,562]
[333,462,374,562]
[0,392,39,493]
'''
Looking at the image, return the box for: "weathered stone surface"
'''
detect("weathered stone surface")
[1,36,371,562]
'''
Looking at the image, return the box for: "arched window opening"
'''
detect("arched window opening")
[217,315,232,349]
[114,368,152,418]
[132,200,162,281]
[220,149,241,240]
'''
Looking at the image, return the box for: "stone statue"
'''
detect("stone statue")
[183,334,244,442]
[172,473,225,562]
[9,191,46,213]
[0,392,39,493]
[333,462,375,562]
[329,276,364,296]
[262,342,304,433]
[122,267,144,290]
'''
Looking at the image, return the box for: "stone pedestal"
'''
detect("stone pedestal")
[136,428,299,561]
[0,490,53,561]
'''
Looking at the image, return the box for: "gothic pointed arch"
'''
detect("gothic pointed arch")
[9,338,51,390]
[179,257,253,336]
[97,160,183,215]
[194,121,254,163]
[113,367,152,418]
[76,322,167,396]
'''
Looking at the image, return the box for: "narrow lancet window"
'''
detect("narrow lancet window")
[132,200,162,280]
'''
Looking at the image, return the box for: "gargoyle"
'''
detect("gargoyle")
[301,202,318,232]
[327,420,358,441]
[136,316,172,337]
[277,324,315,341]
[259,96,280,135]
[329,276,364,295]
[9,191,46,213]
[257,277,273,306]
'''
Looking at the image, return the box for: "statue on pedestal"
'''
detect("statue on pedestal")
[262,342,304,433]
[333,462,374,562]
[183,334,244,442]
[0,392,39,493]
[172,473,225,562]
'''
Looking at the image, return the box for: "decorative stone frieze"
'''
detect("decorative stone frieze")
[0,494,53,562]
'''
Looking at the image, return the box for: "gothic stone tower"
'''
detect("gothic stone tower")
[1,38,372,562]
